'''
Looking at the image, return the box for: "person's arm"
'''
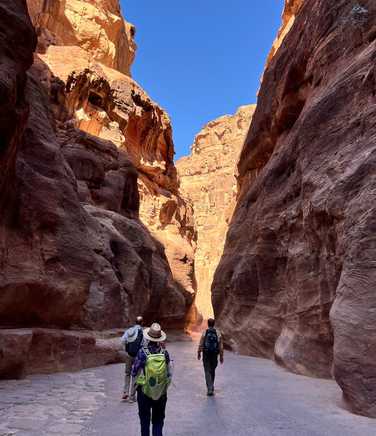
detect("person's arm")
[197,332,205,360]
[218,331,224,364]
[121,330,128,345]
[132,349,146,378]
[165,350,173,379]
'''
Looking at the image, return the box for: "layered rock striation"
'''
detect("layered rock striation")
[177,106,255,319]
[0,0,195,378]
[213,0,376,417]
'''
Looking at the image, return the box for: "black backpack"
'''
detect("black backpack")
[125,328,143,357]
[204,328,219,354]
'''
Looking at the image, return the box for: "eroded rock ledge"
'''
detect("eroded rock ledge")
[212,0,376,417]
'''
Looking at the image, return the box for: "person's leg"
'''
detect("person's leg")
[129,356,136,401]
[123,354,133,398]
[203,354,214,394]
[137,389,152,436]
[151,395,167,436]
[210,355,218,391]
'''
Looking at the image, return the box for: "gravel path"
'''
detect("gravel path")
[1,340,375,435]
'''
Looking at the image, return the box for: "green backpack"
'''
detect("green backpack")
[136,349,170,400]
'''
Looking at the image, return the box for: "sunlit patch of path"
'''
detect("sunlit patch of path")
[1,341,375,435]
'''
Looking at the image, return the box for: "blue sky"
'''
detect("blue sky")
[122,1,284,160]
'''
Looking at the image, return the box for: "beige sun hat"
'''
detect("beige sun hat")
[143,323,167,342]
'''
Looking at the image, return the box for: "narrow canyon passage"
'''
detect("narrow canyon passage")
[1,340,374,436]
[2,0,376,425]
[177,106,256,319]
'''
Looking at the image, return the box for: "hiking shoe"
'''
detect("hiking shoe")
[207,391,214,396]
[122,394,129,401]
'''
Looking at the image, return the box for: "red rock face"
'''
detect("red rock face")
[213,0,376,417]
[266,0,303,65]
[0,0,194,377]
[0,329,124,378]
[0,0,36,210]
[1,67,191,330]
[30,13,197,322]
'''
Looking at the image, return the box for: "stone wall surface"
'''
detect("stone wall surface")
[30,2,198,321]
[267,0,304,65]
[212,0,376,417]
[27,0,136,76]
[0,0,195,378]
[177,106,255,319]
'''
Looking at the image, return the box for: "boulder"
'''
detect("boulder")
[0,329,125,378]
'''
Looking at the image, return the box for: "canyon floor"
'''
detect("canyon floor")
[0,341,374,436]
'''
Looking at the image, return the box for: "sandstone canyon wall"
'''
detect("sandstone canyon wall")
[213,0,376,417]
[267,0,303,64]
[27,0,136,76]
[177,106,255,319]
[29,0,197,319]
[0,0,195,378]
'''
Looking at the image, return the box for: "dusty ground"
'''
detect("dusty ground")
[0,341,375,435]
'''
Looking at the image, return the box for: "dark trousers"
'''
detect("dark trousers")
[137,388,167,436]
[203,352,218,393]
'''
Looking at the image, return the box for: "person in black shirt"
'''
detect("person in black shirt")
[197,318,224,396]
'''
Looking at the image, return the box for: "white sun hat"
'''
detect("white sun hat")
[126,326,140,343]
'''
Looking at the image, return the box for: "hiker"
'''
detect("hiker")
[133,323,172,436]
[121,316,144,401]
[197,318,224,396]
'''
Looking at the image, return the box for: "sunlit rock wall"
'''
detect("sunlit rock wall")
[177,106,255,319]
[27,0,136,76]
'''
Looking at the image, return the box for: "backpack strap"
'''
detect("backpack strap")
[203,329,209,350]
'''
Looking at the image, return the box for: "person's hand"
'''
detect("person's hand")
[220,356,224,365]
[197,352,201,361]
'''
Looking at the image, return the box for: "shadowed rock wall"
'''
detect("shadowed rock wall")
[0,0,195,378]
[28,0,198,319]
[213,0,376,417]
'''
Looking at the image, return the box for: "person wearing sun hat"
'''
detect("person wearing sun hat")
[132,323,172,436]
